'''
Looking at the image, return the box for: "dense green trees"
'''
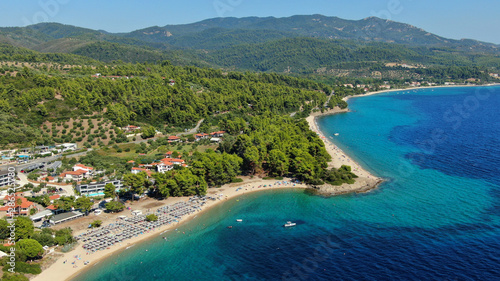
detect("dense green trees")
[75,196,93,213]
[153,168,207,198]
[123,172,149,199]
[14,217,34,241]
[105,201,125,212]
[16,239,44,260]
[54,228,75,245]
[145,214,158,222]
[0,60,328,146]
[104,183,117,199]
[190,150,242,187]
[324,165,359,185]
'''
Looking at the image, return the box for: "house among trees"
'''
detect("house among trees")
[58,143,77,152]
[195,133,209,141]
[73,163,94,174]
[156,159,174,173]
[122,125,141,132]
[210,131,226,137]
[131,167,153,177]
[0,194,37,216]
[59,170,88,181]
[58,164,94,181]
[167,136,181,143]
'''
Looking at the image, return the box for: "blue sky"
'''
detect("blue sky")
[2,0,500,44]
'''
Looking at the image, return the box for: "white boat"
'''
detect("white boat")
[236,219,243,222]
[284,221,296,227]
[334,133,339,136]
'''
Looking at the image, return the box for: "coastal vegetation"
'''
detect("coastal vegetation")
[0,218,76,277]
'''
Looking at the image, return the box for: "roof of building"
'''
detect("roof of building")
[30,209,53,221]
[74,164,94,170]
[131,167,153,176]
[0,196,34,210]
[49,194,60,200]
[49,211,83,224]
[60,170,87,177]
[162,158,184,163]
[210,131,226,135]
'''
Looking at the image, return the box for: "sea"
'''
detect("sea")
[74,86,500,281]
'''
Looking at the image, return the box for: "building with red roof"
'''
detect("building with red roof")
[210,131,226,137]
[49,194,60,201]
[59,170,88,181]
[131,167,153,177]
[195,133,209,140]
[0,194,36,216]
[167,136,181,143]
[73,164,94,173]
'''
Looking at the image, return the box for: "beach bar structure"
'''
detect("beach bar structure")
[49,211,83,225]
[30,209,54,222]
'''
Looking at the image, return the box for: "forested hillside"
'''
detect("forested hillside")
[0,52,332,146]
[1,16,499,78]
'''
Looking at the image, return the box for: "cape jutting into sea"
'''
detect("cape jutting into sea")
[74,86,500,281]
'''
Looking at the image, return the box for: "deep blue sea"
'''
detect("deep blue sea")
[74,86,500,281]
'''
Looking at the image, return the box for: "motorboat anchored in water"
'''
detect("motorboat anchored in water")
[284,221,296,227]
[236,219,243,222]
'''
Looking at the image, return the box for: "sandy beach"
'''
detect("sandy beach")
[34,84,500,280]
[32,93,386,281]
[32,178,309,281]
[306,108,383,195]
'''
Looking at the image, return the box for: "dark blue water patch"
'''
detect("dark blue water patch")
[217,223,500,281]
[74,88,500,281]
[389,88,500,187]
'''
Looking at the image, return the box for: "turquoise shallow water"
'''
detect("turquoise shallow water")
[75,86,500,281]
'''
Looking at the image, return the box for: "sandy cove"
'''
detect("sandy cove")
[306,83,500,194]
[306,108,383,195]
[32,88,416,281]
[32,178,309,281]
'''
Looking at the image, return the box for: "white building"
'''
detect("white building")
[0,170,15,187]
[59,143,77,152]
[73,164,94,174]
[76,180,123,196]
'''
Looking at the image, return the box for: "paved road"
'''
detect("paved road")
[128,118,204,144]
[179,118,204,136]
[324,90,335,107]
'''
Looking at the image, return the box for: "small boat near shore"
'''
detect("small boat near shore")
[236,219,243,222]
[284,221,296,227]
[334,133,339,136]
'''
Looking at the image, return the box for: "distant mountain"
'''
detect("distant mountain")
[124,15,499,52]
[0,15,499,74]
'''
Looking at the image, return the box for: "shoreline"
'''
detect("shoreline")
[306,109,383,196]
[344,83,500,102]
[32,84,498,280]
[32,179,310,281]
[307,83,500,194]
